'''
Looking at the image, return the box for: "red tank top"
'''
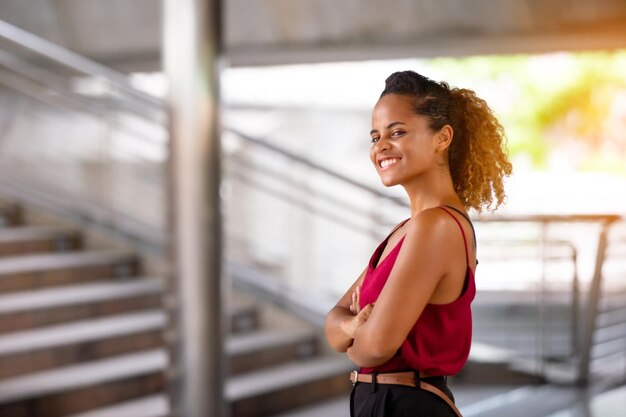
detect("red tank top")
[358,206,476,376]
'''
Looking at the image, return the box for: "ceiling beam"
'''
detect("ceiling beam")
[224,26,626,67]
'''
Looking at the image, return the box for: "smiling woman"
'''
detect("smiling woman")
[324,70,512,417]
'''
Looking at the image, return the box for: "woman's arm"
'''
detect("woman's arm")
[324,265,372,352]
[347,209,460,367]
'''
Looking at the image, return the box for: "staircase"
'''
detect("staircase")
[225,290,354,417]
[0,199,168,417]
[0,198,354,417]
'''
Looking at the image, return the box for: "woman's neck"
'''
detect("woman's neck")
[402,171,461,218]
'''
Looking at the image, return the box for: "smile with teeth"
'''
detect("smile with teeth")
[380,158,400,170]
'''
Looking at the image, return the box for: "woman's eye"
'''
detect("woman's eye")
[371,137,379,143]
[391,130,404,137]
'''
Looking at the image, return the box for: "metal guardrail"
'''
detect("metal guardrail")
[473,214,624,384]
[0,19,168,248]
[226,127,408,203]
[0,16,408,247]
[0,20,162,109]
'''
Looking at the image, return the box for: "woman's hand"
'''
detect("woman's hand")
[341,285,374,339]
[349,284,362,315]
[342,304,374,339]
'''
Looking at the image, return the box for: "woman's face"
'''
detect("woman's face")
[369,94,439,187]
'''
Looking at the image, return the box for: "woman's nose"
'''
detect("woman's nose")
[374,137,390,153]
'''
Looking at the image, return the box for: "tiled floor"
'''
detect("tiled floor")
[545,386,626,417]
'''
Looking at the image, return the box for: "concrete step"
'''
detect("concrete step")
[0,250,138,293]
[0,349,167,417]
[0,200,22,227]
[0,278,164,333]
[61,394,168,417]
[0,310,166,378]
[0,278,257,336]
[227,328,318,375]
[508,355,579,384]
[226,355,354,417]
[59,348,346,417]
[230,303,260,334]
[0,225,82,256]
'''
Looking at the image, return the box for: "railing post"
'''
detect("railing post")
[163,1,226,416]
[538,220,548,376]
[571,247,579,358]
[577,221,610,385]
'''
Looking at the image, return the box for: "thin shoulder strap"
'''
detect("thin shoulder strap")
[438,206,470,267]
[441,205,477,249]
[384,217,411,241]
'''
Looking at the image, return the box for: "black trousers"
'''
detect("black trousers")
[349,373,457,417]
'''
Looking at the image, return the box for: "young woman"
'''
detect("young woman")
[324,70,512,417]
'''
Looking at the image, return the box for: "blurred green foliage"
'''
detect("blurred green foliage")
[425,51,626,173]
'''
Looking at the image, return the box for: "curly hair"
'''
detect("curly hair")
[381,71,512,212]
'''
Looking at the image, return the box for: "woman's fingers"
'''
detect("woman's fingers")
[355,303,374,325]
[341,302,375,338]
[351,287,359,315]
[350,285,366,316]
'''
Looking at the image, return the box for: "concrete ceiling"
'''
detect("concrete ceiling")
[1,0,625,71]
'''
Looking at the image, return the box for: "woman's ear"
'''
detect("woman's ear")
[436,125,454,151]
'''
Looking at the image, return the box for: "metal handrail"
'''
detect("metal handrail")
[0,45,404,248]
[225,127,409,205]
[228,167,382,238]
[0,46,164,124]
[0,68,164,143]
[0,18,412,209]
[229,153,386,231]
[0,19,162,110]
[0,65,103,115]
[0,34,168,249]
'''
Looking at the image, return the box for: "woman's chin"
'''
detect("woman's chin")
[379,176,398,187]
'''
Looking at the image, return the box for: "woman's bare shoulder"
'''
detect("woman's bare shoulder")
[408,207,458,233]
